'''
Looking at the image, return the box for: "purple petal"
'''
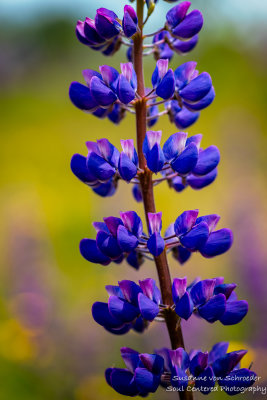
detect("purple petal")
[147,232,165,257]
[184,86,215,111]
[117,225,139,252]
[193,145,220,176]
[96,230,122,259]
[103,216,122,236]
[175,292,194,320]
[79,238,110,265]
[156,69,175,100]
[172,10,203,39]
[108,295,139,323]
[69,82,98,111]
[132,184,143,202]
[174,209,199,237]
[138,293,159,321]
[122,5,138,38]
[118,152,138,182]
[139,278,161,304]
[198,293,226,323]
[76,20,90,45]
[195,366,215,393]
[195,214,220,233]
[152,59,169,87]
[97,138,120,168]
[172,246,192,264]
[170,366,189,390]
[208,342,229,364]
[134,367,160,393]
[95,8,121,40]
[70,154,97,184]
[90,76,117,107]
[187,168,218,189]
[162,132,187,161]
[120,62,137,90]
[173,35,198,54]
[92,302,122,329]
[99,65,120,91]
[83,18,105,45]
[174,108,200,129]
[146,143,165,173]
[220,300,248,325]
[121,139,138,165]
[180,72,212,102]
[199,228,233,258]
[108,103,126,124]
[214,283,237,299]
[218,368,257,394]
[126,251,143,271]
[170,348,190,370]
[212,350,247,377]
[166,2,191,29]
[186,133,202,149]
[174,61,197,90]
[143,130,162,154]
[109,368,138,396]
[93,179,117,197]
[190,352,208,376]
[139,354,164,375]
[171,142,198,174]
[172,277,187,302]
[120,211,143,237]
[120,347,140,373]
[148,212,162,234]
[190,279,216,307]
[117,74,136,104]
[82,69,102,85]
[119,280,142,306]
[105,284,124,298]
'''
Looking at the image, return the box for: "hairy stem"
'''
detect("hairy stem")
[133,2,193,399]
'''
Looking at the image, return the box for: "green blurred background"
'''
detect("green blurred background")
[0,1,267,399]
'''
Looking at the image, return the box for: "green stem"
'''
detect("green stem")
[133,2,193,399]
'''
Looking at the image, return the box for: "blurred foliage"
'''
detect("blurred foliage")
[0,10,267,400]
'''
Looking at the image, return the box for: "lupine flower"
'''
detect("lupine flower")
[122,6,138,38]
[151,59,175,100]
[166,2,203,40]
[153,30,198,61]
[107,344,256,395]
[175,61,215,107]
[132,184,143,202]
[106,347,164,395]
[165,100,200,129]
[69,63,137,115]
[71,139,138,192]
[166,210,233,258]
[169,168,218,193]
[189,342,257,395]
[172,277,248,325]
[76,7,138,56]
[92,279,161,334]
[80,211,145,267]
[143,131,220,177]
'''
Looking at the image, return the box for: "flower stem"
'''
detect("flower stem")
[133,3,193,399]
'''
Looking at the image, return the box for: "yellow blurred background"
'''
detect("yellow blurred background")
[0,1,267,399]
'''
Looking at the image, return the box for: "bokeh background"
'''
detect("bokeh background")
[0,1,267,399]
